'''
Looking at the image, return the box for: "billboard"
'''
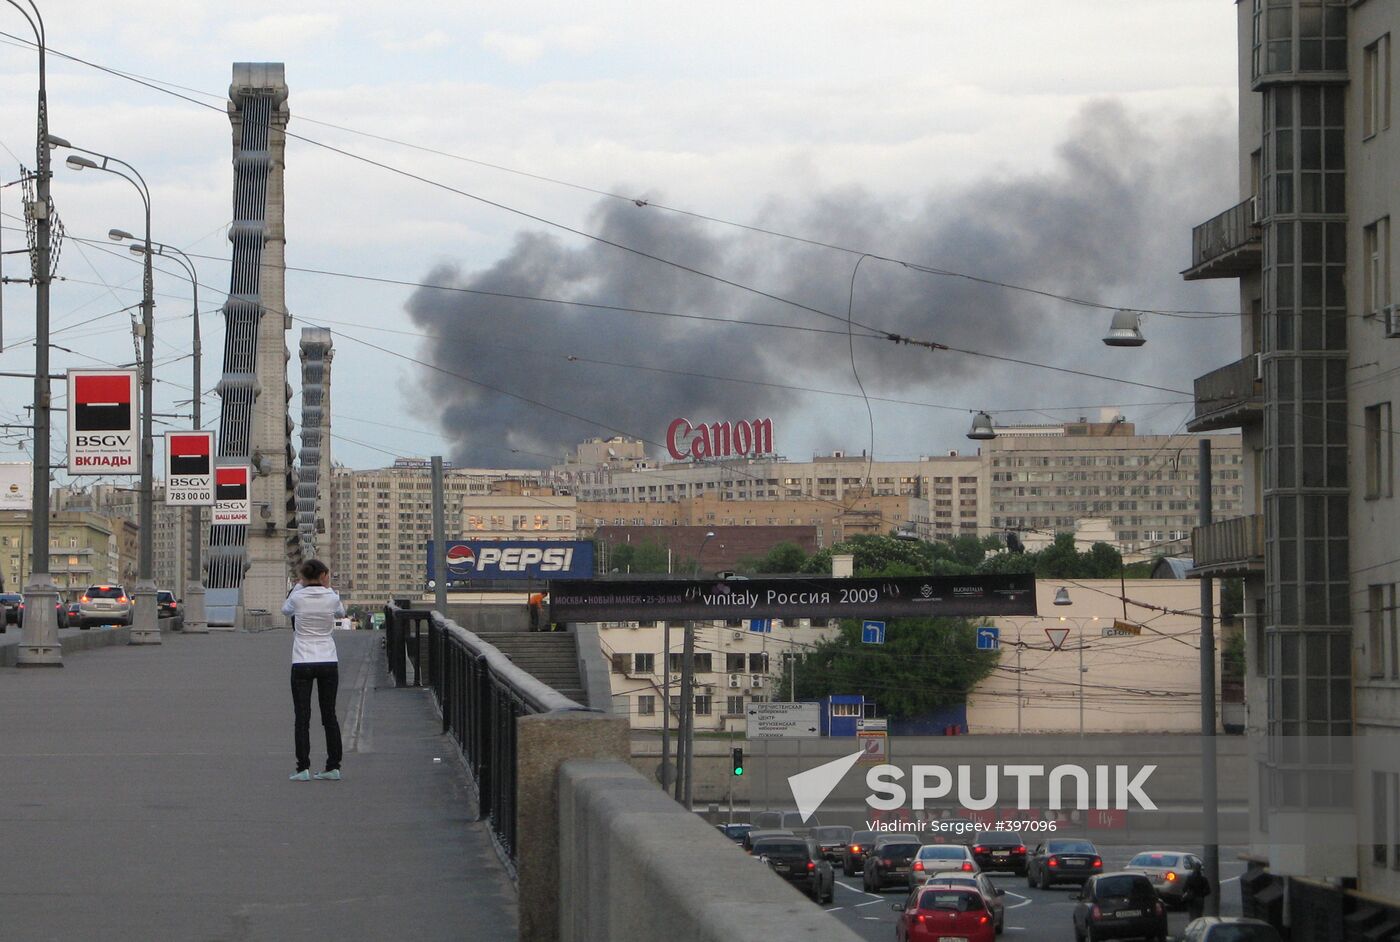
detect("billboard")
[547,573,1037,622]
[164,431,215,505]
[67,369,139,474]
[0,462,31,510]
[427,540,595,587]
[211,466,251,524]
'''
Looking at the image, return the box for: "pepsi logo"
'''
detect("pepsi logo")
[444,544,476,573]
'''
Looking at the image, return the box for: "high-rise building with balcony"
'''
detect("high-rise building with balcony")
[1186,1,1400,930]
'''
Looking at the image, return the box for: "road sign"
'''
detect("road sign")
[67,369,138,475]
[861,620,885,644]
[749,618,772,633]
[1102,625,1138,638]
[857,717,887,732]
[856,730,888,764]
[976,625,1000,650]
[211,466,252,525]
[1111,619,1144,636]
[1045,626,1070,650]
[746,701,820,739]
[163,430,215,505]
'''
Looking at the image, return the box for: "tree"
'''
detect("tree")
[793,615,998,720]
[742,541,809,574]
[603,538,670,574]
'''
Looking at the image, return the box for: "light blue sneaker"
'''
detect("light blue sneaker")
[289,769,310,781]
[313,769,341,781]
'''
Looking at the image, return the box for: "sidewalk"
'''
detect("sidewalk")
[0,629,518,941]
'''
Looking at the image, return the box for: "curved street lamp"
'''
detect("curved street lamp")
[57,141,160,645]
[110,228,207,634]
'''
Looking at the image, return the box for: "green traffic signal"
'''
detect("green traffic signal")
[731,747,744,776]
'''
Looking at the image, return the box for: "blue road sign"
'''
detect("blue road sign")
[976,625,1000,651]
[749,619,772,633]
[861,620,886,645]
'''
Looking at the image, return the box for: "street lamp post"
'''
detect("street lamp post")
[110,230,207,633]
[8,1,61,666]
[676,530,716,808]
[58,146,158,644]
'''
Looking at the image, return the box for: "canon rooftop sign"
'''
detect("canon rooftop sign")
[666,416,774,461]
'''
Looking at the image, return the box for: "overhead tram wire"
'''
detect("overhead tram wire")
[0,31,1242,321]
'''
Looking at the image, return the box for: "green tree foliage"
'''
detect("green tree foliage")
[792,615,998,720]
[739,541,810,574]
[975,533,1131,579]
[603,539,671,574]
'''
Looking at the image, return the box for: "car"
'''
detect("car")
[1123,851,1205,907]
[893,885,996,942]
[1181,916,1283,942]
[0,592,22,629]
[754,837,835,904]
[741,828,794,855]
[715,823,753,844]
[913,843,979,879]
[973,835,1029,875]
[156,590,184,630]
[843,830,879,876]
[64,601,82,625]
[1027,838,1103,888]
[922,870,1007,934]
[77,584,132,628]
[863,837,923,892]
[1072,872,1167,942]
[809,825,853,862]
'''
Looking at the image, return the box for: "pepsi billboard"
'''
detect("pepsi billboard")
[427,540,595,587]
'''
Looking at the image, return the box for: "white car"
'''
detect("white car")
[913,843,980,879]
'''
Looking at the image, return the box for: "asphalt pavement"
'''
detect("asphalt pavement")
[818,847,1247,942]
[0,628,518,941]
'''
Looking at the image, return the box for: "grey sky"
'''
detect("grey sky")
[0,1,1242,472]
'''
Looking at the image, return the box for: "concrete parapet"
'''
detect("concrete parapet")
[0,626,132,667]
[556,759,864,942]
[518,711,631,942]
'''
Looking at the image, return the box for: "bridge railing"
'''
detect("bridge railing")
[383,600,587,876]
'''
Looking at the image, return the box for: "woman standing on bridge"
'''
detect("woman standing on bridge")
[282,559,345,782]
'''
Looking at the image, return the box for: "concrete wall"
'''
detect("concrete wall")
[557,759,863,942]
[0,625,131,667]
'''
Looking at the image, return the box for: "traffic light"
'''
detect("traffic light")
[731,747,744,776]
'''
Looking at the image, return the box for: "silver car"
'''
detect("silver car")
[914,843,980,878]
[77,584,132,628]
[1123,850,1203,906]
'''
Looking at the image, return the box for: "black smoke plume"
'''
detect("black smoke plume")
[405,100,1238,466]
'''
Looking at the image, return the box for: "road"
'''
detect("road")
[820,847,1248,942]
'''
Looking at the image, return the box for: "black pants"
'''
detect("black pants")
[291,662,341,772]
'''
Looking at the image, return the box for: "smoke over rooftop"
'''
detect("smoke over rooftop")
[405,99,1237,467]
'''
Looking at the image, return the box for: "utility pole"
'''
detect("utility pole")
[680,618,696,809]
[15,0,60,666]
[1199,438,1220,914]
[431,456,446,614]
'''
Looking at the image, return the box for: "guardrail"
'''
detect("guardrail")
[383,601,588,876]
[1188,197,1260,273]
[1190,353,1262,431]
[1192,514,1265,575]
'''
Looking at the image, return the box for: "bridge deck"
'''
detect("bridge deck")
[0,629,518,941]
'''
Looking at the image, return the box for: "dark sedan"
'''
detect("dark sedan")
[863,838,923,892]
[1027,838,1103,888]
[842,830,880,876]
[973,836,1028,875]
[1073,872,1167,942]
[754,837,835,904]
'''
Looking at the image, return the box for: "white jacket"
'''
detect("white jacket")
[282,584,345,664]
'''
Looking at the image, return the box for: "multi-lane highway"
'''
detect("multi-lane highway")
[819,847,1247,942]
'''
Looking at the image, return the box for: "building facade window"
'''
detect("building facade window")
[725,695,744,716]
[637,695,655,717]
[1365,402,1393,498]
[694,695,712,716]
[1363,35,1392,139]
[633,652,655,674]
[1364,217,1391,317]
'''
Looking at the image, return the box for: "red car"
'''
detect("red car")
[894,886,996,942]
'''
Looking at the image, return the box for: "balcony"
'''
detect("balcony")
[1182,198,1262,281]
[1192,515,1265,577]
[1187,354,1263,432]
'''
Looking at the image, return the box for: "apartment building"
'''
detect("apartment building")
[985,419,1244,556]
[1184,0,1400,930]
[49,484,186,592]
[558,448,985,542]
[0,511,122,595]
[327,460,544,606]
[461,483,578,540]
